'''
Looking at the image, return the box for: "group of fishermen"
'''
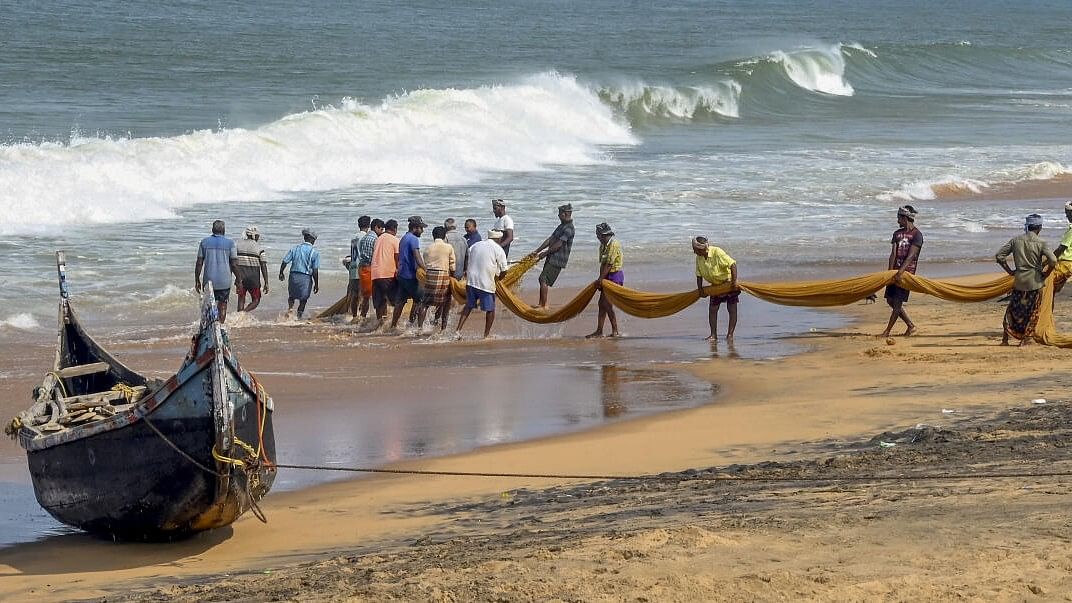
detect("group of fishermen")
[193,198,1072,344]
[878,202,1072,346]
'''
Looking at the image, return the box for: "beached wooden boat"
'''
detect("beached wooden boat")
[5,252,276,540]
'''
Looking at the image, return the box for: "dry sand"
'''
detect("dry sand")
[3,288,1072,601]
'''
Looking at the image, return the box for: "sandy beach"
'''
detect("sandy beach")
[2,272,1071,601]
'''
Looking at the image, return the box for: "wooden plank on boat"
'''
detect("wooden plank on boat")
[55,362,110,378]
[61,391,126,408]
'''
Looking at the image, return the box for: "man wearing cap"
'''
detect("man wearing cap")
[587,222,623,338]
[195,219,240,323]
[344,216,371,320]
[1052,202,1072,293]
[528,203,575,309]
[456,230,509,338]
[278,228,320,319]
[235,225,269,314]
[996,214,1057,345]
[693,236,738,341]
[370,219,400,325]
[390,216,429,331]
[881,205,924,338]
[492,199,515,256]
[444,218,469,281]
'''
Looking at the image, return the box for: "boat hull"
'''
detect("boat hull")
[26,352,276,540]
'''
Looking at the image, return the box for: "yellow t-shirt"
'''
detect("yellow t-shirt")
[695,246,735,284]
[599,239,623,272]
[1059,225,1072,262]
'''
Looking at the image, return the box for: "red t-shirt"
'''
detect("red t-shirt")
[891,227,924,274]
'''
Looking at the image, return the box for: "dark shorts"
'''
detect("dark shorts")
[236,274,262,300]
[465,285,496,312]
[395,277,423,306]
[604,270,624,286]
[288,272,313,301]
[347,278,361,297]
[213,288,230,303]
[884,284,910,304]
[710,290,740,306]
[373,278,398,309]
[539,262,564,287]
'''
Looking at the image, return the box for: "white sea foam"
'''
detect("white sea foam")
[598,80,741,119]
[0,313,41,330]
[767,45,856,96]
[878,176,989,202]
[0,72,635,235]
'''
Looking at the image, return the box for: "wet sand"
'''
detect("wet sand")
[0,275,841,545]
[3,267,1071,600]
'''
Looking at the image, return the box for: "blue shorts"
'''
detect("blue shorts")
[288,272,313,301]
[465,285,495,312]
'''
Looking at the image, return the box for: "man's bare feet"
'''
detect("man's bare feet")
[608,331,622,338]
[903,326,917,337]
[879,331,891,338]
[704,333,716,341]
[584,331,604,339]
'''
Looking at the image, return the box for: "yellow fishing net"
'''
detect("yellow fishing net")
[316,258,1072,348]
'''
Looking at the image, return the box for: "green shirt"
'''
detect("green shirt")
[1059,225,1072,262]
[995,231,1057,291]
[695,246,735,284]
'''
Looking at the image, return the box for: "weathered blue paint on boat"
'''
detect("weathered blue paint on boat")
[12,253,276,540]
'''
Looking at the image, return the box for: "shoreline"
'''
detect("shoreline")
[2,264,1070,599]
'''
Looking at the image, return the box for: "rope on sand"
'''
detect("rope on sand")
[271,462,1072,484]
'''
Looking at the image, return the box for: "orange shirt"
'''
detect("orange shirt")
[370,233,400,280]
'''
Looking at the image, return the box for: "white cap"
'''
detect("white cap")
[487,229,504,240]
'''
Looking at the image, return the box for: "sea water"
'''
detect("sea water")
[2,0,1072,326]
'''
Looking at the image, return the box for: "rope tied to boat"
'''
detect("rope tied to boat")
[4,416,22,439]
[111,383,143,403]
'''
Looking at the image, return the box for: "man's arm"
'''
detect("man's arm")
[499,228,514,249]
[887,243,897,271]
[194,257,204,293]
[414,247,426,270]
[278,261,288,281]
[529,234,553,257]
[312,269,319,294]
[894,245,920,281]
[730,263,738,289]
[995,240,1014,275]
[1044,247,1058,274]
[536,239,563,260]
[696,275,707,298]
[259,255,270,293]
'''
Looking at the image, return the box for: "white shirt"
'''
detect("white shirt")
[493,214,514,235]
[466,239,508,294]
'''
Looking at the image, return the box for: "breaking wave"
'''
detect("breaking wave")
[0,72,636,235]
[598,80,741,121]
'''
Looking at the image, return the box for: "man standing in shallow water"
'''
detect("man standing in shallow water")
[278,228,320,319]
[194,219,239,324]
[693,236,738,341]
[235,226,269,314]
[529,203,575,310]
[491,198,514,257]
[881,205,924,338]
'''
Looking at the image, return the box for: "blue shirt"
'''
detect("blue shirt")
[464,231,482,247]
[197,234,237,290]
[283,242,321,275]
[397,232,421,280]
